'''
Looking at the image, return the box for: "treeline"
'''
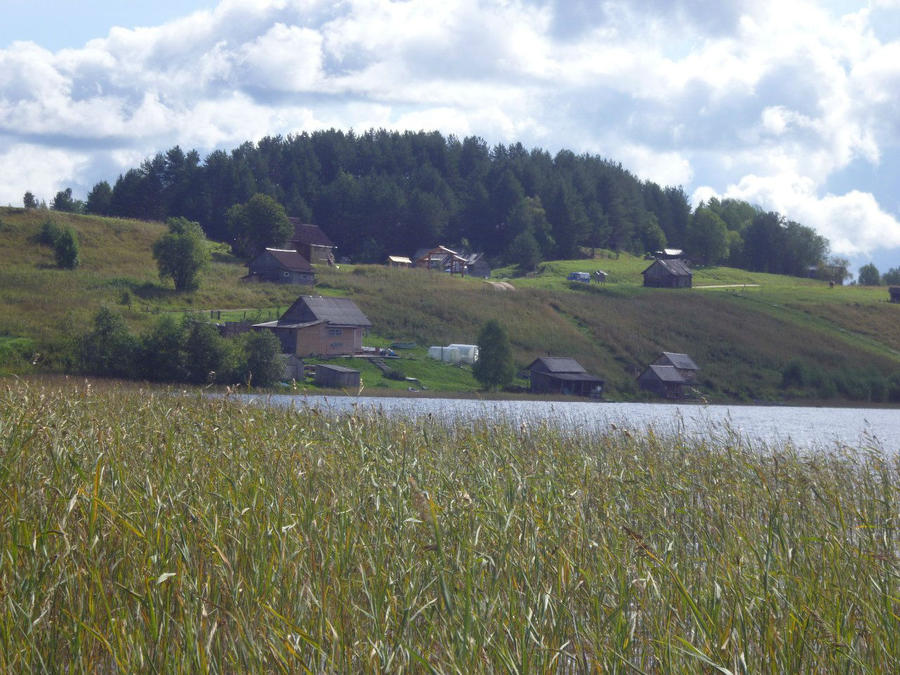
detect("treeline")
[46,128,830,272]
[77,308,283,387]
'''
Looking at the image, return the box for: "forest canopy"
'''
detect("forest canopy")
[66,128,830,274]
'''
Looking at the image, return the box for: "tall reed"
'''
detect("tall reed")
[0,379,896,671]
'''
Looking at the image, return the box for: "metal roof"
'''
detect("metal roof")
[659,352,699,371]
[316,364,360,374]
[279,295,372,327]
[287,219,335,248]
[527,357,588,374]
[642,258,692,277]
[643,364,686,383]
[256,248,313,273]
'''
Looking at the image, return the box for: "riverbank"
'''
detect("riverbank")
[2,378,897,671]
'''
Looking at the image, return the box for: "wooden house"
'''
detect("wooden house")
[652,352,699,382]
[642,258,692,288]
[254,295,372,357]
[527,357,604,397]
[637,365,687,399]
[464,252,491,278]
[246,248,315,285]
[315,364,361,389]
[286,219,335,264]
[413,246,467,274]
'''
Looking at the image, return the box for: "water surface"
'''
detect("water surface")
[232,394,899,452]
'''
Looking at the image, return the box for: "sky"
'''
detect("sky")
[2,0,900,274]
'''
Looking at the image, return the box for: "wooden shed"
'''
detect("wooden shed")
[642,258,692,288]
[527,357,604,397]
[247,248,315,285]
[315,364,361,388]
[652,352,699,382]
[890,286,900,303]
[637,365,687,399]
[286,219,336,264]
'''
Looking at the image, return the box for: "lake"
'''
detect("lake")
[233,394,900,452]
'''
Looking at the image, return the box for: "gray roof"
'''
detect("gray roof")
[279,295,372,327]
[642,258,692,277]
[643,364,686,383]
[527,357,587,374]
[658,352,699,371]
[287,219,334,248]
[255,248,313,273]
[316,364,360,374]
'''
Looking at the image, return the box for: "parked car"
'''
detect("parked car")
[567,271,591,283]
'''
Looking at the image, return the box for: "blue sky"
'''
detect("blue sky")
[2,0,900,275]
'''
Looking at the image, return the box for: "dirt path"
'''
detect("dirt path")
[693,284,760,289]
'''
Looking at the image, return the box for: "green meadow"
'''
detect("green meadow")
[1,379,897,671]
[2,206,900,401]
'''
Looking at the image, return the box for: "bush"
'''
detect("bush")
[37,219,61,246]
[53,226,80,269]
[78,307,138,378]
[234,330,282,387]
[137,316,188,382]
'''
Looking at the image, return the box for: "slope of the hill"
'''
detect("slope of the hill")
[2,207,898,401]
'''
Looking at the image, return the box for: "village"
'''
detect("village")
[239,218,706,399]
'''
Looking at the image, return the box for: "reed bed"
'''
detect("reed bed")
[1,379,897,672]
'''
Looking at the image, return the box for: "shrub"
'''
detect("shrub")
[234,330,282,387]
[37,219,61,246]
[78,307,138,378]
[53,226,80,269]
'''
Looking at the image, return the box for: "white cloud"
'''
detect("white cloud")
[0,0,899,261]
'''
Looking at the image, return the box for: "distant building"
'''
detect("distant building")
[637,365,688,399]
[246,248,315,285]
[464,252,491,278]
[527,357,604,397]
[413,245,468,274]
[386,255,412,268]
[638,351,700,398]
[286,219,336,264]
[642,258,692,288]
[315,364,361,389]
[254,295,371,357]
[653,248,684,259]
[652,352,699,382]
[890,286,900,304]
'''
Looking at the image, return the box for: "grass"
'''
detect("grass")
[3,208,900,402]
[1,377,897,671]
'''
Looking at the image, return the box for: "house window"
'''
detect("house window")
[328,327,343,336]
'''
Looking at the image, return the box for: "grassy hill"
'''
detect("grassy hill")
[2,206,899,401]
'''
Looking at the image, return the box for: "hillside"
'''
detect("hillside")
[2,207,899,401]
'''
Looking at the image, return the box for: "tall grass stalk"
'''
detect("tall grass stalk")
[0,379,897,671]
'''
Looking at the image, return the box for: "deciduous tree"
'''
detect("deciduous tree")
[473,320,515,390]
[152,217,209,291]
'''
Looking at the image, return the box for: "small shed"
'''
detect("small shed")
[637,364,687,399]
[387,255,412,268]
[890,286,900,303]
[315,364,361,388]
[652,352,699,382]
[280,354,305,381]
[527,357,604,397]
[247,248,315,285]
[465,252,491,278]
[642,258,692,288]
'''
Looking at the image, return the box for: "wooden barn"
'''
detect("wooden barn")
[254,296,372,357]
[652,352,699,382]
[246,248,315,285]
[637,365,688,399]
[642,258,692,288]
[315,364,361,389]
[286,219,336,264]
[527,357,604,397]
